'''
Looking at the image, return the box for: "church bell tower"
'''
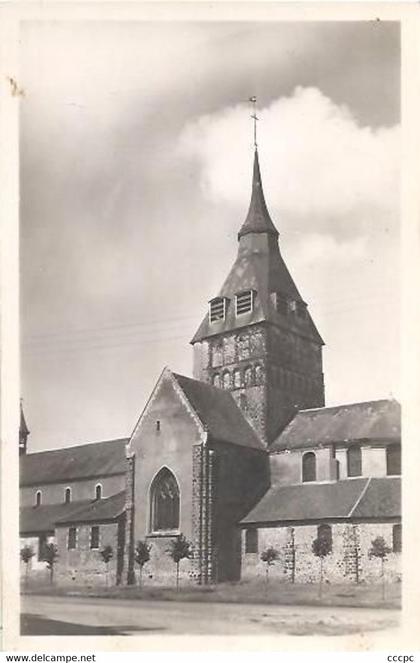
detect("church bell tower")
[191,145,325,446]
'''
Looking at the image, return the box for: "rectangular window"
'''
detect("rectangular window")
[68,527,77,550]
[90,526,100,549]
[209,297,226,323]
[236,290,254,316]
[245,528,258,553]
[38,534,47,561]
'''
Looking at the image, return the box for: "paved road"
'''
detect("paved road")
[21,595,400,636]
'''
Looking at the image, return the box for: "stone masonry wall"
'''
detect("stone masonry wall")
[241,522,401,584]
[193,321,325,446]
[55,521,121,586]
[137,534,198,588]
[192,327,268,444]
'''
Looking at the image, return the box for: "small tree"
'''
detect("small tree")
[43,543,59,584]
[167,534,192,590]
[135,540,151,587]
[99,545,113,588]
[312,535,332,598]
[20,545,35,586]
[369,536,391,600]
[260,546,280,586]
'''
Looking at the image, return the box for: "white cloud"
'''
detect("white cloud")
[179,87,400,236]
[295,234,368,264]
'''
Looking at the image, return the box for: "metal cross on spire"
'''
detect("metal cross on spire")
[249,96,259,148]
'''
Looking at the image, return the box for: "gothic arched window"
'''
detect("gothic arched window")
[386,444,401,476]
[212,373,221,388]
[347,445,362,477]
[255,364,263,386]
[222,371,231,390]
[244,365,253,387]
[64,487,72,504]
[95,484,102,500]
[302,452,316,482]
[237,334,250,360]
[150,467,180,532]
[233,368,241,389]
[35,490,42,507]
[212,342,223,368]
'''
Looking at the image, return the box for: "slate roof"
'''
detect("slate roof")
[173,373,265,451]
[271,399,401,452]
[20,501,92,534]
[191,150,323,345]
[238,149,279,239]
[20,402,30,437]
[20,491,126,534]
[56,491,126,525]
[20,438,128,487]
[241,477,401,524]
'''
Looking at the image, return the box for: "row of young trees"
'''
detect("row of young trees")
[20,534,193,589]
[260,534,393,599]
[20,533,393,595]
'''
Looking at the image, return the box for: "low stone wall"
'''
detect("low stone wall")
[241,522,402,584]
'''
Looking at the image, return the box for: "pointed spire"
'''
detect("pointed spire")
[19,399,30,455]
[238,149,279,240]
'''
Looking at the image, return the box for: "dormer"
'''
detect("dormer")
[209,297,229,323]
[235,290,255,316]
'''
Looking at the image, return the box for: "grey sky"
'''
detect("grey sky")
[20,20,400,451]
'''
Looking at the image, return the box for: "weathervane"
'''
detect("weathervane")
[249,96,259,148]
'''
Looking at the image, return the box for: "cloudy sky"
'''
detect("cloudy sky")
[20,20,400,452]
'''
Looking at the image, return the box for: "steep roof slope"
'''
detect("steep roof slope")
[241,477,401,524]
[271,399,401,451]
[191,149,323,345]
[20,500,92,534]
[173,372,264,451]
[20,438,128,486]
[56,491,126,524]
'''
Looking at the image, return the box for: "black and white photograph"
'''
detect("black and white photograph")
[2,4,415,646]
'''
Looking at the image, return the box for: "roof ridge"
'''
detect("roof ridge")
[24,437,129,457]
[297,398,399,414]
[173,372,230,395]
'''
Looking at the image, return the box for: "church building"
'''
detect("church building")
[20,144,401,587]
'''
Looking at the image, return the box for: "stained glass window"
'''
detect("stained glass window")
[151,468,180,532]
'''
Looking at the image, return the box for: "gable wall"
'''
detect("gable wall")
[130,374,201,543]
